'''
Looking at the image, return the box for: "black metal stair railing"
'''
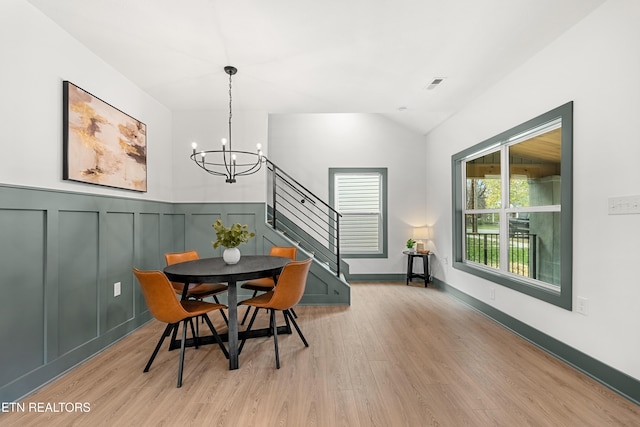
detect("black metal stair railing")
[266,160,342,276]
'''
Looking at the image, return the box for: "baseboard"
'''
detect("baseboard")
[347,273,405,282]
[432,277,640,406]
[1,314,152,403]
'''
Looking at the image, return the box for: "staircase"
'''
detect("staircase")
[264,160,350,305]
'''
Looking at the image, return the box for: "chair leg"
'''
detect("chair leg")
[239,307,260,354]
[202,314,229,359]
[177,319,188,388]
[285,309,309,347]
[268,309,275,337]
[213,295,229,325]
[282,309,292,334]
[144,323,174,372]
[290,307,298,319]
[271,309,280,369]
[188,318,199,349]
[240,291,258,325]
[240,306,251,326]
[196,298,205,324]
[169,321,180,350]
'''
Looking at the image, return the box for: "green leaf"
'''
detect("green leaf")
[212,219,255,249]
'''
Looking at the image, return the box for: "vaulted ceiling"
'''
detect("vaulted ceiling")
[27,0,605,135]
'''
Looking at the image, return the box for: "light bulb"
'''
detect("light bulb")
[256,143,262,151]
[221,138,227,146]
[191,142,197,150]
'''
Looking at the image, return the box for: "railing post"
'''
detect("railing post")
[335,213,340,276]
[483,234,488,266]
[531,234,537,279]
[271,163,277,230]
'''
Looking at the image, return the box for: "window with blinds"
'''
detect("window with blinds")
[330,168,387,257]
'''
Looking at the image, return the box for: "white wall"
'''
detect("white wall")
[269,113,428,275]
[6,0,636,381]
[171,109,268,203]
[425,0,640,381]
[0,0,173,201]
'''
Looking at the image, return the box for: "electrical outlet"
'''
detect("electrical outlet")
[114,282,121,297]
[576,296,588,315]
[490,287,495,300]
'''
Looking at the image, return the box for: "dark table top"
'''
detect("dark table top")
[402,250,431,256]
[163,255,290,284]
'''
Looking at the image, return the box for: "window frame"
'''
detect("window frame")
[329,167,388,258]
[451,102,573,309]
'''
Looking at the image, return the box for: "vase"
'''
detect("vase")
[223,247,241,264]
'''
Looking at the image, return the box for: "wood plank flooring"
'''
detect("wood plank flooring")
[2,282,638,426]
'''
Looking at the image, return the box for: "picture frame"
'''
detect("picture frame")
[63,81,147,192]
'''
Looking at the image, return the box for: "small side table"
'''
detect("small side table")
[403,250,431,287]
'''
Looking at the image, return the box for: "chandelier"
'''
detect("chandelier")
[190,66,265,183]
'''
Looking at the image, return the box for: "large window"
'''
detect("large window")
[330,168,387,258]
[452,102,573,309]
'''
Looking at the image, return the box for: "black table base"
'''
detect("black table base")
[163,255,291,370]
[168,325,292,351]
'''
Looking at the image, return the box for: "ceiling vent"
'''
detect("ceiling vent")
[426,77,445,90]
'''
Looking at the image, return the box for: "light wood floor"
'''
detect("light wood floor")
[2,282,638,426]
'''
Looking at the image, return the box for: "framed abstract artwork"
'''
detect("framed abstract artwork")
[63,81,147,192]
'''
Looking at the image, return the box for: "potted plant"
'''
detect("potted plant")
[212,219,255,264]
[406,238,416,253]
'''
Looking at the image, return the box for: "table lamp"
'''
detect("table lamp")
[412,227,430,253]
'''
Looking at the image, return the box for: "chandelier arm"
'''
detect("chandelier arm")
[190,151,264,178]
[190,153,229,178]
[192,150,260,162]
[207,169,231,178]
[222,145,232,179]
[233,157,266,176]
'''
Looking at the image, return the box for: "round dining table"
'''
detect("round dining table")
[164,255,290,370]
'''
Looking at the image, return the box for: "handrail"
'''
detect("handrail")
[266,160,339,214]
[266,159,342,276]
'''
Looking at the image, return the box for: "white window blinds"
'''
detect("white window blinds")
[334,173,382,254]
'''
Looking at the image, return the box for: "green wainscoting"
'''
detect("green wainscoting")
[0,185,173,402]
[0,184,349,403]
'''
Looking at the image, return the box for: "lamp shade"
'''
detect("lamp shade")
[412,227,430,241]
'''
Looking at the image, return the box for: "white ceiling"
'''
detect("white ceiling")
[27,0,605,135]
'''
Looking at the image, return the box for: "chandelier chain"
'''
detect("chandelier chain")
[228,70,233,150]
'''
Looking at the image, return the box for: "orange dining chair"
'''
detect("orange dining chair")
[133,268,229,388]
[239,246,298,325]
[238,258,312,369]
[165,250,229,324]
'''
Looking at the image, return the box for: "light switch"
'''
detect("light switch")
[608,195,640,215]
